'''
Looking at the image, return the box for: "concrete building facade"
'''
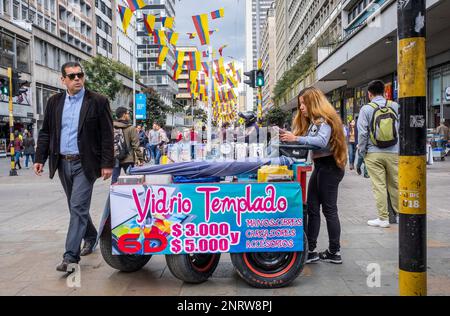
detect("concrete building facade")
[260,2,276,112]
[136,0,177,108]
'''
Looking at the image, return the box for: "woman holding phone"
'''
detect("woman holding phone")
[280,87,347,264]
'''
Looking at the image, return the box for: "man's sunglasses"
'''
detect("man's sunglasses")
[65,72,85,80]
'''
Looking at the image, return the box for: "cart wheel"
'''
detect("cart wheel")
[165,253,221,284]
[100,216,151,272]
[231,233,308,288]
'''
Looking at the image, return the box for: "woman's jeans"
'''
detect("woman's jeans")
[25,153,35,168]
[348,142,357,166]
[14,152,21,168]
[307,156,345,254]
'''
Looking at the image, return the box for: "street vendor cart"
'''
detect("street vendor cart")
[98,145,315,289]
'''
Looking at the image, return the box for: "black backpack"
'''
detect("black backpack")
[113,127,129,161]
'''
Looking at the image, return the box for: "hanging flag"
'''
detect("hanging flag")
[167,32,179,46]
[210,8,225,20]
[218,44,228,57]
[153,30,167,46]
[227,75,237,88]
[172,50,185,80]
[189,71,198,94]
[236,69,242,83]
[192,14,210,45]
[157,46,169,66]
[161,16,175,29]
[202,51,209,58]
[143,14,156,35]
[118,5,132,34]
[187,32,197,39]
[126,0,146,12]
[187,51,201,71]
[201,62,209,76]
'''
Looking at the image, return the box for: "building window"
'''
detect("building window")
[16,39,30,73]
[13,0,19,19]
[37,14,43,27]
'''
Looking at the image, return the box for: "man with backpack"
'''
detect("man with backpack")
[357,80,399,228]
[111,107,143,184]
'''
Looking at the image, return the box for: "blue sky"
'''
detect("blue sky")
[174,0,246,63]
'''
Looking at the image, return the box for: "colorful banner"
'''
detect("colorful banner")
[218,44,228,56]
[143,14,156,35]
[157,46,169,66]
[192,13,210,45]
[153,30,167,46]
[210,8,225,20]
[162,16,175,29]
[110,183,303,255]
[118,5,132,34]
[187,51,201,71]
[167,32,179,46]
[126,0,145,12]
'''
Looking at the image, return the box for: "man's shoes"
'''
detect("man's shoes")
[319,249,342,264]
[306,251,320,264]
[356,166,362,175]
[349,165,354,170]
[367,218,390,228]
[56,259,77,273]
[80,241,95,256]
[363,173,370,178]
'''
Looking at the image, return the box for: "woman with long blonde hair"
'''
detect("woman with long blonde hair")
[281,87,347,264]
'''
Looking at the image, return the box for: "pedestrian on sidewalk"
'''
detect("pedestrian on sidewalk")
[357,80,399,228]
[111,107,143,184]
[23,130,36,169]
[10,131,23,170]
[146,124,159,163]
[355,146,370,178]
[347,119,357,170]
[34,61,114,273]
[154,121,169,165]
[280,87,347,264]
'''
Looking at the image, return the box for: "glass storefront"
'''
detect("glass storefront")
[429,63,450,127]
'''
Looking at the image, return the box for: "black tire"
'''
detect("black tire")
[231,232,308,288]
[100,216,151,272]
[165,253,221,284]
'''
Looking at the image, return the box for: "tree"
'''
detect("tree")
[143,87,169,127]
[273,49,314,102]
[263,105,292,127]
[82,55,123,101]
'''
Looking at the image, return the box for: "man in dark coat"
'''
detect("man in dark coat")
[34,61,114,272]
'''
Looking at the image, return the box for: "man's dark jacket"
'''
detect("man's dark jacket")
[35,89,114,182]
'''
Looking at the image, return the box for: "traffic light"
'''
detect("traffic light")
[255,69,265,87]
[0,78,8,95]
[244,70,256,88]
[11,71,26,97]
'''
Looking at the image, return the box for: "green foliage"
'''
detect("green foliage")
[143,87,169,127]
[273,49,314,101]
[82,55,141,101]
[82,55,123,101]
[263,105,292,127]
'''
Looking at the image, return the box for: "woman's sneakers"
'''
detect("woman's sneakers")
[319,249,342,264]
[306,251,320,264]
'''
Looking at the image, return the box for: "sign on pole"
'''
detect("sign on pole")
[135,93,147,120]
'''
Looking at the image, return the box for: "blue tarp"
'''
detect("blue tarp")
[129,157,294,178]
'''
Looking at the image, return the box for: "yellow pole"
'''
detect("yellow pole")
[397,0,427,295]
[8,68,18,176]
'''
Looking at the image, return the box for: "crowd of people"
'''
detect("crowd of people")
[18,60,432,272]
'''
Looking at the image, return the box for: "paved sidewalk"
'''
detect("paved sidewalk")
[0,157,449,296]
